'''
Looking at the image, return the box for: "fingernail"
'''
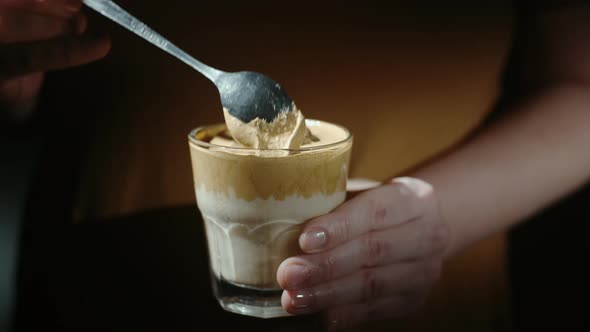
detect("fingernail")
[391,177,433,198]
[290,289,315,310]
[299,229,327,252]
[284,263,310,289]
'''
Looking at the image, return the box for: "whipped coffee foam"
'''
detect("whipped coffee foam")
[223,104,308,149]
[191,120,351,201]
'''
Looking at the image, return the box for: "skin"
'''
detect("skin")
[277,2,590,330]
[0,0,111,111]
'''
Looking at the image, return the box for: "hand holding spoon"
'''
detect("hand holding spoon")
[82,0,294,123]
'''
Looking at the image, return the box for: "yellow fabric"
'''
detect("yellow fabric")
[57,1,514,330]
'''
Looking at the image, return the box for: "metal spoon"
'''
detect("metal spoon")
[82,0,294,123]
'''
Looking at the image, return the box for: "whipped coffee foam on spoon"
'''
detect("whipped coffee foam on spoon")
[223,104,309,150]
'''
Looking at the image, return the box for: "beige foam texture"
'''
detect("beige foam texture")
[189,121,352,201]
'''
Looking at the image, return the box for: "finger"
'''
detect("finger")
[299,177,435,253]
[0,72,43,102]
[1,0,81,18]
[323,296,423,331]
[277,221,449,290]
[281,259,441,315]
[0,32,111,79]
[0,8,73,43]
[72,11,86,35]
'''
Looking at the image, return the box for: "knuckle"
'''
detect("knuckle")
[364,233,386,267]
[368,198,388,229]
[332,215,353,243]
[318,255,336,281]
[362,269,381,301]
[429,223,451,255]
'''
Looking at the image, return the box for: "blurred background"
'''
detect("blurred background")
[2,1,589,331]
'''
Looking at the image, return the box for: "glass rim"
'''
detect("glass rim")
[188,119,353,152]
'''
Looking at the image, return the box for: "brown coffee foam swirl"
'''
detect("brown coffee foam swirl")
[189,122,352,201]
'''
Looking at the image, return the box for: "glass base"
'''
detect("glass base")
[212,276,291,319]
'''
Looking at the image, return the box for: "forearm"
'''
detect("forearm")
[412,83,590,257]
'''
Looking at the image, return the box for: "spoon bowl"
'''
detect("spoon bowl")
[82,0,294,123]
[216,71,293,123]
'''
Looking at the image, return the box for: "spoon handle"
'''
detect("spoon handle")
[82,0,222,82]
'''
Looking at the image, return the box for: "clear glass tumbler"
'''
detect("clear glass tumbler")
[188,119,352,318]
